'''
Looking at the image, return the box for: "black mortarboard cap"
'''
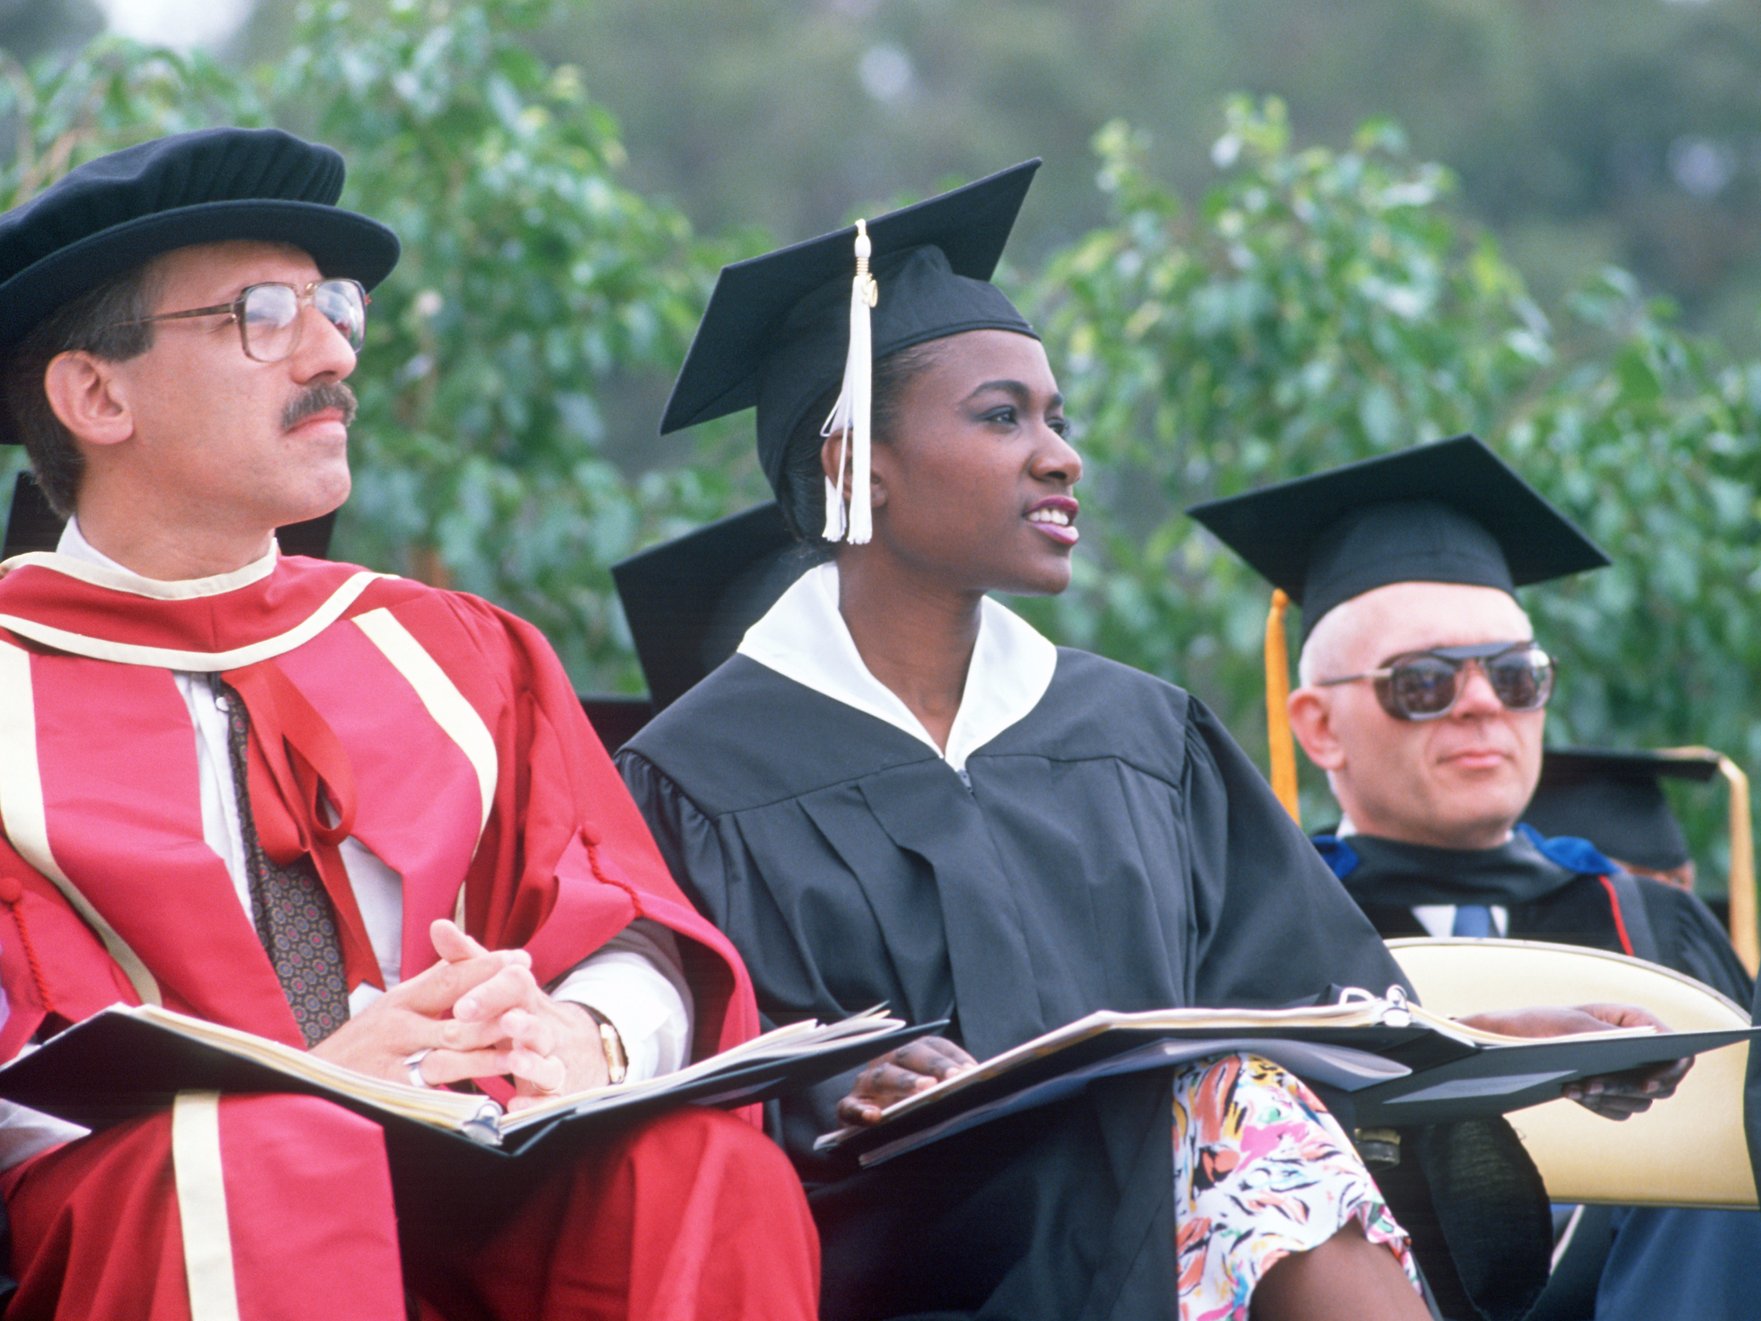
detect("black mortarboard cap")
[1187,435,1610,641]
[1,472,62,559]
[612,503,825,710]
[659,161,1041,497]
[578,694,656,758]
[1524,747,1723,872]
[2,470,337,560]
[275,511,338,560]
[0,127,399,365]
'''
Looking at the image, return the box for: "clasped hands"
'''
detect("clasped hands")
[837,1002,1694,1129]
[311,918,608,1111]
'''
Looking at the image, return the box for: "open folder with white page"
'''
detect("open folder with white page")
[814,988,1757,1168]
[0,1001,933,1172]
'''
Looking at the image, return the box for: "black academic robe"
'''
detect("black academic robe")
[621,650,1548,1321]
[1317,828,1753,1005]
[1323,827,1760,1321]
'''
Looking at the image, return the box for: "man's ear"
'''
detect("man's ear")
[1288,686,1347,772]
[42,351,134,449]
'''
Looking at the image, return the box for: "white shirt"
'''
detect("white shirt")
[1411,904,1510,940]
[0,525,692,1170]
[737,562,1058,772]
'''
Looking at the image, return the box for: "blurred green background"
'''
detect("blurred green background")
[3,0,1758,909]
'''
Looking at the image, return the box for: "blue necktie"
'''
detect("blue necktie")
[1451,903,1496,939]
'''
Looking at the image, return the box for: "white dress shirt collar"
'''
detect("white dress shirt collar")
[54,514,280,594]
[737,561,1058,773]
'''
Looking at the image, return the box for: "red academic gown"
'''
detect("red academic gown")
[0,551,818,1321]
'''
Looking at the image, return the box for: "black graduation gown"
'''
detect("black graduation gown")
[620,649,1547,1321]
[1324,828,1760,1321]
[1318,829,1753,1005]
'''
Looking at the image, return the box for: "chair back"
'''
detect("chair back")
[1387,936,1756,1208]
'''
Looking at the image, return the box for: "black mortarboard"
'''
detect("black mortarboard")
[0,472,62,559]
[275,511,339,560]
[578,694,656,758]
[1524,747,1723,872]
[2,470,337,560]
[659,161,1041,507]
[1187,435,1609,823]
[0,127,399,365]
[612,503,824,710]
[1187,435,1610,642]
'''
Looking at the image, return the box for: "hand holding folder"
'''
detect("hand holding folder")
[813,987,1754,1168]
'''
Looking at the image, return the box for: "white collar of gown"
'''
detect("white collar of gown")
[736,561,1058,773]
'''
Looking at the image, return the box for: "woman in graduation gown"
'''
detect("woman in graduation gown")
[616,162,1630,1321]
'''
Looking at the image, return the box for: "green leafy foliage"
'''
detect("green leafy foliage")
[1023,101,1761,892]
[2,9,1756,903]
[276,0,765,687]
[1,0,766,688]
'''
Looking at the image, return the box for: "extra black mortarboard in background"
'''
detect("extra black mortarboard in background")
[1523,747,1722,872]
[1522,744,1758,975]
[0,472,61,559]
[276,511,339,560]
[1187,434,1611,643]
[578,695,655,759]
[659,160,1041,498]
[1,470,336,560]
[612,503,825,710]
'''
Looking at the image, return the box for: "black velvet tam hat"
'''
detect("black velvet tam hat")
[0,126,399,357]
[612,502,824,710]
[1187,434,1610,642]
[659,161,1041,508]
[1524,747,1723,872]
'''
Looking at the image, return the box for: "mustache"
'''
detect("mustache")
[282,381,358,431]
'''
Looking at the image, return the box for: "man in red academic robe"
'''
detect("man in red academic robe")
[0,126,818,1320]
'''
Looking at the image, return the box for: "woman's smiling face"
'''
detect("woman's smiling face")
[855,328,1083,598]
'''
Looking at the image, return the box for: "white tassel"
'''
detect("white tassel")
[820,219,878,544]
[822,427,848,542]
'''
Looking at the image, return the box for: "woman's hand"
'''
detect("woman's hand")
[1456,1002,1692,1120]
[834,1035,977,1127]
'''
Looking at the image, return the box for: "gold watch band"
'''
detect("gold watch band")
[587,1008,628,1085]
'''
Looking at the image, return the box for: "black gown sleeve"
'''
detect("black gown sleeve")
[1179,698,1413,1006]
[1635,879,1755,1004]
[616,752,727,932]
[617,745,873,1169]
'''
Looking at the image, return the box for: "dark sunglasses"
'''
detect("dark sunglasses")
[1318,640,1556,722]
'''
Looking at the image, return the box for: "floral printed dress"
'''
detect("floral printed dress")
[1172,1053,1422,1319]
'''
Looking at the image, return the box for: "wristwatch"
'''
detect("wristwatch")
[586,1007,628,1085]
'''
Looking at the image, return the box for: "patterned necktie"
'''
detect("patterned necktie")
[1451,903,1496,939]
[217,678,352,1046]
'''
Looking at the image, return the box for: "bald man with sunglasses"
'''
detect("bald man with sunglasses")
[1194,435,1755,1321]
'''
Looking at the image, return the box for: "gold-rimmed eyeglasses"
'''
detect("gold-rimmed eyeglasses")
[108,278,368,363]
